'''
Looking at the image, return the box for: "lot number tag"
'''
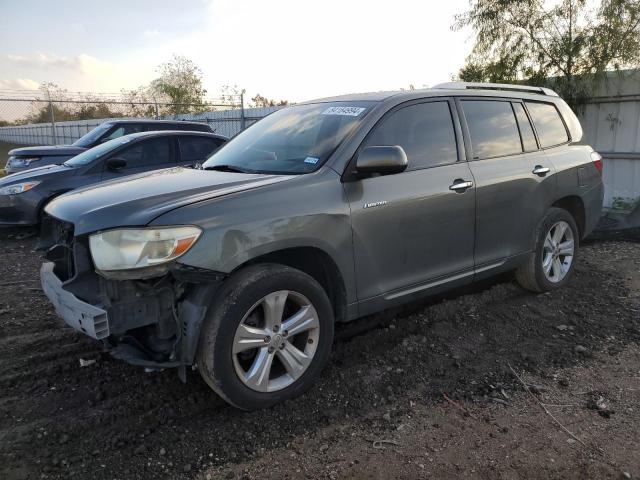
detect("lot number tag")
[322,106,366,116]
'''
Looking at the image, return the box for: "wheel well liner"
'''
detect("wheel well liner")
[241,247,348,323]
[552,196,585,238]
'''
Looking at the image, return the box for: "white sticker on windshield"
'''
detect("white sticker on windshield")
[321,106,366,117]
[304,156,319,164]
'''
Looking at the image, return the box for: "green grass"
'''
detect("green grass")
[0,141,23,177]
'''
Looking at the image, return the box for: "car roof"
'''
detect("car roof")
[302,83,561,104]
[104,119,210,126]
[118,130,227,141]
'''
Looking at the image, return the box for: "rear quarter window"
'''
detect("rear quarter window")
[525,102,569,147]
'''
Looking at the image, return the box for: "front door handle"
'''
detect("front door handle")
[449,179,473,192]
[532,165,551,176]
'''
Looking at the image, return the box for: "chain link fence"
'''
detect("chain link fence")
[0,89,280,146]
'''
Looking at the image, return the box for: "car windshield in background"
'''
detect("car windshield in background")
[202,102,375,174]
[64,136,133,166]
[72,123,113,147]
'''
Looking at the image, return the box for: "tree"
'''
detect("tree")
[150,55,208,114]
[453,0,640,109]
[250,93,289,108]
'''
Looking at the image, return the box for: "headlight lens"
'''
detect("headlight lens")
[11,157,40,167]
[89,226,202,271]
[0,181,41,195]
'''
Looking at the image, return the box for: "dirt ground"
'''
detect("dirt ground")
[0,228,638,480]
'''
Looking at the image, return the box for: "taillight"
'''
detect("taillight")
[591,151,603,175]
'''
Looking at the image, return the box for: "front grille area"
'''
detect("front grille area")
[39,215,77,282]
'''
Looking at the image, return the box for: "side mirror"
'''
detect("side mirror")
[106,158,127,171]
[356,146,408,175]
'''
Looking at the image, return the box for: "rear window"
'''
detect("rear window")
[525,102,569,147]
[462,100,522,159]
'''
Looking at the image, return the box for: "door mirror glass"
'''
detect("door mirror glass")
[356,146,408,174]
[106,158,127,171]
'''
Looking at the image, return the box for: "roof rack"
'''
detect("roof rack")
[432,82,559,97]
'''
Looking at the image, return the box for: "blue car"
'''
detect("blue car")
[0,130,226,226]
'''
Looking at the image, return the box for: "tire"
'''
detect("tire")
[516,207,579,293]
[197,263,334,410]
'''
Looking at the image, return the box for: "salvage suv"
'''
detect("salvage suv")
[39,82,603,410]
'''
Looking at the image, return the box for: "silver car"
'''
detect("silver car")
[40,82,604,410]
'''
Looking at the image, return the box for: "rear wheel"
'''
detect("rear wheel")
[197,264,334,410]
[516,207,579,292]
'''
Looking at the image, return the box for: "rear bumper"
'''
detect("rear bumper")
[40,261,110,340]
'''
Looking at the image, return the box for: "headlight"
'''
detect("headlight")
[89,226,202,271]
[11,157,40,167]
[0,181,41,195]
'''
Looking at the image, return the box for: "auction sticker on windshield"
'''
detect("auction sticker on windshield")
[322,106,366,116]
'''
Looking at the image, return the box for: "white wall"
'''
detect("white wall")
[0,106,282,146]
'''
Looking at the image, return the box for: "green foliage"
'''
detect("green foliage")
[453,0,640,109]
[250,93,289,108]
[150,54,208,114]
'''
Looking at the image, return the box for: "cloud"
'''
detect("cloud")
[0,78,41,90]
[4,53,113,76]
[144,30,161,38]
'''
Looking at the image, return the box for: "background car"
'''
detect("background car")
[5,119,215,174]
[0,130,226,226]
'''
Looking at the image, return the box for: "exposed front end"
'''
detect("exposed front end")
[39,216,223,372]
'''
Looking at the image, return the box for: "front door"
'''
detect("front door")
[101,136,176,180]
[345,99,476,302]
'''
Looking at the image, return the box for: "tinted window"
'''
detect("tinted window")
[103,124,146,142]
[512,103,538,151]
[72,122,113,147]
[116,137,172,168]
[525,102,569,147]
[364,101,457,170]
[150,123,210,132]
[462,100,522,159]
[179,137,221,162]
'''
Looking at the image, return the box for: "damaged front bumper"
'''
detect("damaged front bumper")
[41,261,110,340]
[39,217,224,372]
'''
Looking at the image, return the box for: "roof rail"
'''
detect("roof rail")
[432,82,559,97]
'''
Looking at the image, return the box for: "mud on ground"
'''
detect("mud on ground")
[0,229,638,480]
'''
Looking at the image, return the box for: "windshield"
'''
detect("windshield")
[202,102,375,174]
[64,136,134,166]
[72,123,113,147]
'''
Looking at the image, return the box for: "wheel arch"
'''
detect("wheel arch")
[551,195,586,238]
[236,246,349,323]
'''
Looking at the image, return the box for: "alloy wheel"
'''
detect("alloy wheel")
[542,220,575,283]
[232,290,320,392]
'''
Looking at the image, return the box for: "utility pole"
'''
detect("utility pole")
[240,91,246,131]
[46,88,58,145]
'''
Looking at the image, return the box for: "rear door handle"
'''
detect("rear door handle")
[449,180,473,192]
[532,165,551,176]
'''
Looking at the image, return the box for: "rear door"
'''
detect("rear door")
[100,136,176,180]
[458,98,557,267]
[177,136,224,167]
[345,99,476,302]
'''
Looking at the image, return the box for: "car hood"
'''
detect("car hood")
[45,167,294,235]
[8,145,86,157]
[0,164,74,185]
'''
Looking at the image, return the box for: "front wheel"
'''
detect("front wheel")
[516,207,579,292]
[197,264,334,410]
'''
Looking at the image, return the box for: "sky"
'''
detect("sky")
[0,0,474,103]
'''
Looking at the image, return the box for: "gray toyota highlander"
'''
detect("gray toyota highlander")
[39,82,604,410]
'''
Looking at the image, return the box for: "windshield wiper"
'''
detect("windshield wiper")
[203,164,253,174]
